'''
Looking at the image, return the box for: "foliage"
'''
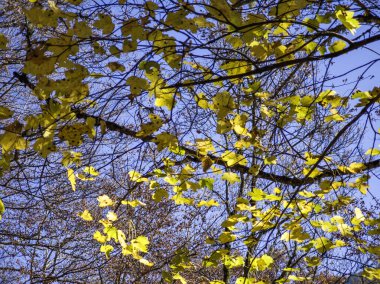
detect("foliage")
[0,0,380,283]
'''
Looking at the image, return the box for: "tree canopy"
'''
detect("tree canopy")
[0,0,380,283]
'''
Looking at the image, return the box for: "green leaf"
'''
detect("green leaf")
[0,107,13,119]
[107,62,125,72]
[94,14,115,34]
[264,156,277,165]
[126,76,149,95]
[219,232,236,244]
[305,256,321,267]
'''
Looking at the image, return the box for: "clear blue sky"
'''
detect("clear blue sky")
[329,40,380,200]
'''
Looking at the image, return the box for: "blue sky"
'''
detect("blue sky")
[328,39,380,199]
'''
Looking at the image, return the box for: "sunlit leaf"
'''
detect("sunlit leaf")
[97,195,114,207]
[78,209,93,221]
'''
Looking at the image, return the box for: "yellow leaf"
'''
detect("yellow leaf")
[223,255,244,269]
[121,200,146,207]
[0,198,5,220]
[235,277,259,284]
[117,229,127,247]
[221,61,251,78]
[153,133,178,151]
[264,156,277,165]
[104,226,118,242]
[365,148,380,156]
[172,194,194,205]
[336,9,360,34]
[97,195,114,207]
[0,130,27,152]
[196,139,215,155]
[78,209,93,221]
[173,273,187,284]
[216,118,232,134]
[303,167,322,178]
[106,211,118,221]
[83,166,99,176]
[355,207,364,220]
[212,92,235,117]
[221,151,248,166]
[128,170,148,182]
[139,258,154,266]
[152,188,168,202]
[281,226,310,242]
[249,41,268,60]
[197,199,219,207]
[329,40,346,53]
[67,168,76,191]
[73,21,92,38]
[248,188,267,201]
[363,267,380,280]
[313,237,333,253]
[250,254,274,271]
[131,236,149,253]
[100,244,114,258]
[93,231,107,243]
[126,76,149,95]
[348,162,366,173]
[194,92,209,109]
[221,172,240,184]
[248,165,260,176]
[325,109,345,122]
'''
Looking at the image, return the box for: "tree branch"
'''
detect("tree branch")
[74,109,380,187]
[166,35,380,89]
